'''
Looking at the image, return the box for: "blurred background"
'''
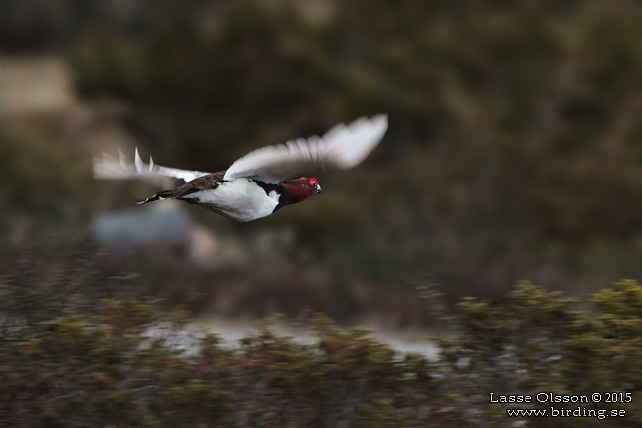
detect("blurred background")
[4,1,642,426]
[2,0,642,328]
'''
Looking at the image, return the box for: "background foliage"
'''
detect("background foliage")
[2,249,641,426]
[3,0,642,298]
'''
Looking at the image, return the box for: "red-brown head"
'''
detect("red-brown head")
[278,177,322,208]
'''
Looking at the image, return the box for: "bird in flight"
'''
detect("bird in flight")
[94,114,388,222]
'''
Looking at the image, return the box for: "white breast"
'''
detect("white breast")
[181,178,280,222]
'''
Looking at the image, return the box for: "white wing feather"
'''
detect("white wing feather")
[223,114,388,182]
[93,115,387,186]
[93,148,210,185]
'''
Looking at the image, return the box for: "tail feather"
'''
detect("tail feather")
[134,190,175,205]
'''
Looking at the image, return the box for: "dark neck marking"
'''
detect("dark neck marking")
[252,180,281,195]
[252,180,288,212]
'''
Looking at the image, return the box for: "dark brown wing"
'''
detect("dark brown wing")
[170,171,226,198]
[135,171,226,204]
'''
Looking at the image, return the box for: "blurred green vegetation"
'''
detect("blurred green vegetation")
[60,0,642,297]
[2,247,641,426]
[1,0,641,299]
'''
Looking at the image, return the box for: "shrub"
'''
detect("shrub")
[2,253,641,426]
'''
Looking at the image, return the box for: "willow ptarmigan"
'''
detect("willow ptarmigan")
[94,114,388,222]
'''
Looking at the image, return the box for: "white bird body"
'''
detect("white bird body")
[179,178,281,222]
[94,114,388,222]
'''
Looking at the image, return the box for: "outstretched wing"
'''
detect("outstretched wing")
[93,148,210,186]
[223,114,388,183]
